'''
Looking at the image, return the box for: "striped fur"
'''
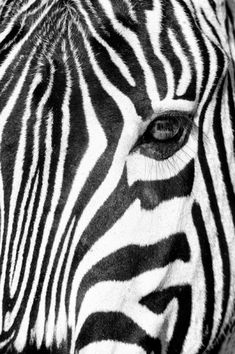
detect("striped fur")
[0,0,235,353]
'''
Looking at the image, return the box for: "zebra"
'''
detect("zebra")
[0,0,234,353]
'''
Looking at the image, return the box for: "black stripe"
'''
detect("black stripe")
[76,312,161,353]
[176,0,210,102]
[207,0,220,24]
[201,10,222,46]
[211,76,234,340]
[208,0,216,13]
[161,1,197,101]
[136,159,195,210]
[228,74,235,156]
[0,25,27,65]
[192,202,215,353]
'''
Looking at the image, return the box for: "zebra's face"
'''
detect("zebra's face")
[0,0,234,353]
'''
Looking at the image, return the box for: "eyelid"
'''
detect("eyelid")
[150,110,191,121]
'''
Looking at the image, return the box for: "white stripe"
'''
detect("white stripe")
[79,341,143,354]
[0,332,15,350]
[172,0,203,100]
[145,2,175,100]
[55,217,76,347]
[168,29,192,97]
[122,0,137,21]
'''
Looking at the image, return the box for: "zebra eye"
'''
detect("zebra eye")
[148,118,182,142]
[133,113,192,160]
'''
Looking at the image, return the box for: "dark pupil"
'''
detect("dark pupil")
[151,119,181,141]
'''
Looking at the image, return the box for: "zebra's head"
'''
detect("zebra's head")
[0,0,234,353]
